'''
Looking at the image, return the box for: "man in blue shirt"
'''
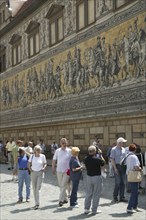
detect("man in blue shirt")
[110,137,127,202]
[17,147,30,203]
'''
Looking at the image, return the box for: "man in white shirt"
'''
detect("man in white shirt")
[52,138,71,207]
[25,141,33,154]
[6,138,16,170]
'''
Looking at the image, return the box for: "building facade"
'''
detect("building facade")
[0,0,146,152]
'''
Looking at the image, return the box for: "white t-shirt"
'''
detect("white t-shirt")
[25,146,33,153]
[53,147,71,173]
[125,152,140,174]
[29,154,47,171]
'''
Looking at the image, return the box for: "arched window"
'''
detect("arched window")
[25,21,40,57]
[9,34,21,66]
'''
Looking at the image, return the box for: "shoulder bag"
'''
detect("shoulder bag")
[127,170,142,182]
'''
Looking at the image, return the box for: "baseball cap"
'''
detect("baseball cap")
[19,147,25,151]
[117,137,127,143]
[17,140,23,144]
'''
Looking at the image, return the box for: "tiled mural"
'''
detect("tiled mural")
[1,12,146,110]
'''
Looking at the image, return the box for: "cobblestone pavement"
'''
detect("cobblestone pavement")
[0,164,146,220]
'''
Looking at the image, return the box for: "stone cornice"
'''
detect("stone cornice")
[0,82,146,128]
[0,1,145,81]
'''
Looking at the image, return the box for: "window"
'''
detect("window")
[0,45,6,73]
[9,34,21,66]
[76,0,96,31]
[12,43,21,66]
[113,0,135,10]
[46,4,64,46]
[28,30,40,57]
[25,21,40,57]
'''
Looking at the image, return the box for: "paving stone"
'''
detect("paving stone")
[0,164,145,220]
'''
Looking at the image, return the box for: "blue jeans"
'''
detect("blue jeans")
[18,170,30,200]
[127,182,138,210]
[70,179,80,206]
[113,164,126,199]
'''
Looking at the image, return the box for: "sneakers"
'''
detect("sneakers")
[84,209,90,214]
[92,210,102,215]
[113,198,119,203]
[63,200,68,204]
[71,204,79,208]
[26,198,30,202]
[17,199,23,204]
[34,205,39,210]
[127,209,137,214]
[134,208,142,212]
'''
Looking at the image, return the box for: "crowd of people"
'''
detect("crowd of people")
[0,136,146,215]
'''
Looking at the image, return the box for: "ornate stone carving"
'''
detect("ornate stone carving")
[64,0,73,36]
[96,0,112,18]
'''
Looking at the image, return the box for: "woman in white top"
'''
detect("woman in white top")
[125,144,142,214]
[28,145,47,209]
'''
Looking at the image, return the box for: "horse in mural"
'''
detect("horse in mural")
[1,15,146,111]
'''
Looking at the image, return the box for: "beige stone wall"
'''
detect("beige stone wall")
[1,114,146,152]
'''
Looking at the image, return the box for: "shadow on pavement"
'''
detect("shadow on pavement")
[109,212,130,218]
[0,202,17,207]
[39,204,57,210]
[53,207,71,213]
[10,208,31,213]
[1,164,145,212]
[67,213,94,219]
[100,201,114,206]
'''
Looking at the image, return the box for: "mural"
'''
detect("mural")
[1,14,146,110]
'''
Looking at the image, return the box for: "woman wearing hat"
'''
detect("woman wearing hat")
[17,144,31,203]
[69,147,82,208]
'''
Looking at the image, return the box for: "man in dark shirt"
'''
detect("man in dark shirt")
[84,145,105,215]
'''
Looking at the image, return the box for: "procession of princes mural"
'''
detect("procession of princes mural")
[1,16,146,110]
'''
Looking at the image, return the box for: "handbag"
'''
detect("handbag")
[127,170,142,182]
[66,169,70,176]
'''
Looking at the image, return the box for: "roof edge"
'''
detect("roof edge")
[0,0,47,38]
